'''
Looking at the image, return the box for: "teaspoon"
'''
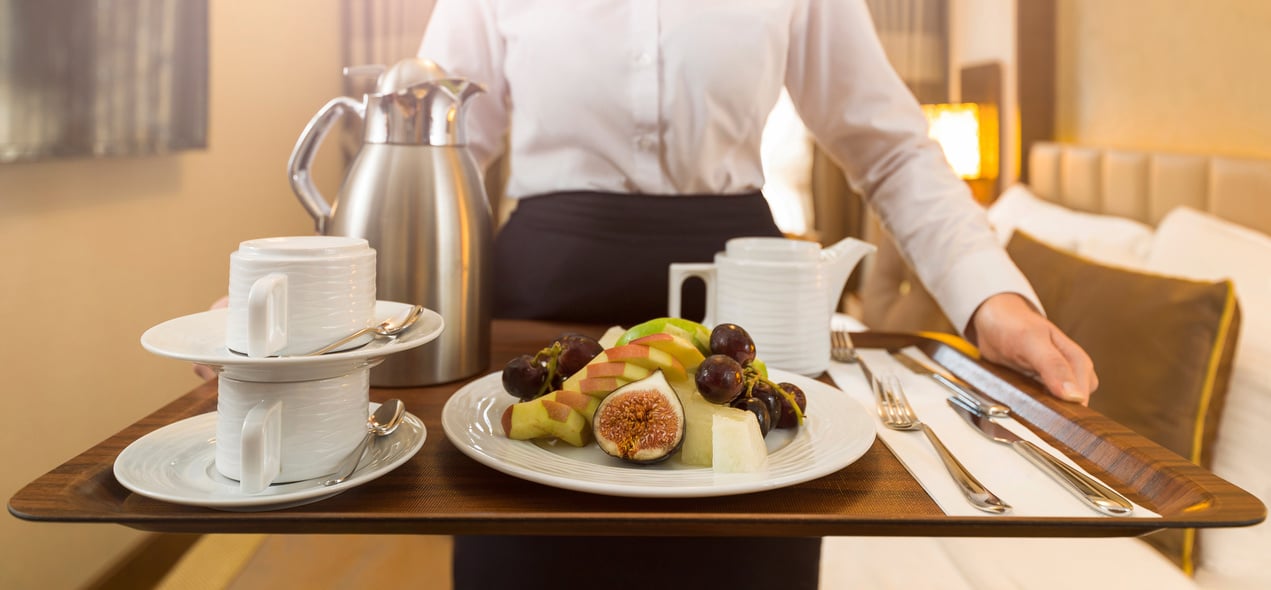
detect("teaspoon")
[324,399,406,487]
[303,305,424,356]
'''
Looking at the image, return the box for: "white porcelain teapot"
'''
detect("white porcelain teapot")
[669,236,875,375]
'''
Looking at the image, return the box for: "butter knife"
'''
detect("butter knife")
[946,396,1134,516]
[892,351,1010,417]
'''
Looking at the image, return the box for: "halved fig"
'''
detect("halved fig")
[592,370,685,464]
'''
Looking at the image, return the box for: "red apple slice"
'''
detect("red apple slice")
[592,344,687,382]
[501,397,591,447]
[574,376,638,398]
[541,389,600,423]
[630,332,706,372]
[561,361,653,394]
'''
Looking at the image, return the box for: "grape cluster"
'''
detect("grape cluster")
[692,323,807,434]
[501,333,603,401]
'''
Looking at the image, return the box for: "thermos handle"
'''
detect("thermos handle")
[287,96,365,234]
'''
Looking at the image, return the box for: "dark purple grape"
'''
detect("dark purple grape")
[775,382,808,428]
[695,354,745,404]
[502,354,548,401]
[710,323,756,365]
[750,380,783,427]
[555,333,604,377]
[734,396,773,435]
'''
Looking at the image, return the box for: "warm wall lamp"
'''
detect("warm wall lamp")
[922,102,999,202]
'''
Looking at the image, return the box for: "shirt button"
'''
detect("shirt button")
[635,136,654,150]
[634,52,654,66]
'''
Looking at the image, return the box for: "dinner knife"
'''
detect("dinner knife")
[891,350,1010,417]
[946,396,1134,516]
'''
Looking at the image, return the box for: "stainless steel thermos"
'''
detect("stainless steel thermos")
[287,58,492,386]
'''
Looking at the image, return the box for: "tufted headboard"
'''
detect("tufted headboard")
[1027,142,1271,236]
[858,142,1271,334]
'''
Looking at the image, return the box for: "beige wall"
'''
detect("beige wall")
[1057,0,1271,158]
[0,1,347,587]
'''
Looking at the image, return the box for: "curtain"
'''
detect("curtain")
[865,0,949,103]
[341,0,435,79]
[0,0,208,163]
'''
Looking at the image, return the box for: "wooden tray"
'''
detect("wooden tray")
[8,322,1265,537]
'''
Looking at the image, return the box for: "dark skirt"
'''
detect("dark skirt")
[493,190,785,326]
[458,191,820,590]
[453,535,822,590]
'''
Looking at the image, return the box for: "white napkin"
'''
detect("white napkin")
[827,348,1159,518]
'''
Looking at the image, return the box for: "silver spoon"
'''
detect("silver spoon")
[324,399,406,487]
[303,305,424,356]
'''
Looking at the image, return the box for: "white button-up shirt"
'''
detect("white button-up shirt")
[420,0,1039,333]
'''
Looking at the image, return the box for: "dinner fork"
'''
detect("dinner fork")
[830,329,858,363]
[873,374,1011,514]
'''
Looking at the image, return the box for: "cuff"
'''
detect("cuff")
[929,246,1043,337]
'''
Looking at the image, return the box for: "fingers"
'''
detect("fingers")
[970,293,1098,405]
[193,363,218,382]
[191,296,230,381]
[1026,327,1090,405]
[1050,328,1098,398]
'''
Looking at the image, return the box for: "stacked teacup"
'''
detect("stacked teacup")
[220,236,378,493]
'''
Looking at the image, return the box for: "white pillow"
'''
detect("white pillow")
[987,184,1156,268]
[1145,206,1271,589]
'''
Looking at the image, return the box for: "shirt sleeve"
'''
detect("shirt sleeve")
[782,0,1042,335]
[419,0,509,171]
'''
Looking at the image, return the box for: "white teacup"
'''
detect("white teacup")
[216,370,370,493]
[225,236,376,357]
[669,236,873,375]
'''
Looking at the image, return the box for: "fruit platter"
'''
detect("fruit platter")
[441,318,877,497]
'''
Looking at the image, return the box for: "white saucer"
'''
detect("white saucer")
[140,301,444,381]
[113,403,426,511]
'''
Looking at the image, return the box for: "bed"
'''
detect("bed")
[829,141,1271,589]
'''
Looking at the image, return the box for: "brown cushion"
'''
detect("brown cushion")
[1007,230,1242,571]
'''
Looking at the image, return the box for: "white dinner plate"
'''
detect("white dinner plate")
[113,403,426,511]
[441,369,876,498]
[140,301,444,381]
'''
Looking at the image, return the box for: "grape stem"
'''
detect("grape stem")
[534,342,563,397]
[742,366,805,426]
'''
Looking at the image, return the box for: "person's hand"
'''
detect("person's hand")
[193,295,230,381]
[967,293,1097,404]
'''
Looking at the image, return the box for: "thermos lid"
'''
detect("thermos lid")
[349,58,483,147]
[374,58,448,94]
[343,58,448,95]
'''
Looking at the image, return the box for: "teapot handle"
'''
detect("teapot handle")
[287,96,365,234]
[668,263,717,326]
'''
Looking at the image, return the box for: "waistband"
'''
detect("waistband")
[510,190,773,236]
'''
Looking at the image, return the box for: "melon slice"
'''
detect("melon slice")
[712,410,770,473]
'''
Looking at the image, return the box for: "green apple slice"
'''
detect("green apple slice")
[616,317,712,356]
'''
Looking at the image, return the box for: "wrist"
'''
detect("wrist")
[967,292,1036,345]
